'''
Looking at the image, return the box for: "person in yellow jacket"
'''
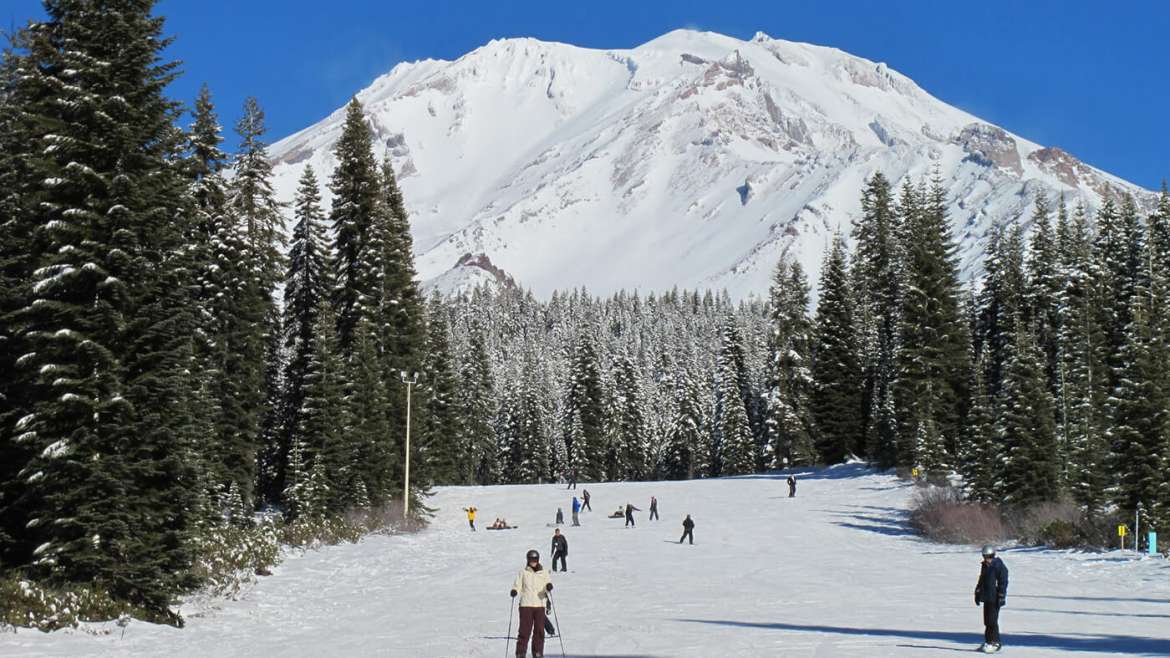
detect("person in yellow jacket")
[463,506,477,531]
[510,549,553,658]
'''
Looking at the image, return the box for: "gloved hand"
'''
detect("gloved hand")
[510,589,517,598]
[974,593,980,606]
[545,583,553,591]
[997,595,1005,607]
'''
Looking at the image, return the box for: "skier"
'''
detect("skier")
[571,496,581,526]
[581,488,592,511]
[555,508,564,525]
[679,514,695,544]
[624,502,640,527]
[550,528,568,572]
[787,475,797,498]
[463,506,477,531]
[566,468,577,490]
[510,549,554,658]
[649,495,659,521]
[974,544,1009,653]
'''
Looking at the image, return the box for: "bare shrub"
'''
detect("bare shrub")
[1007,501,1123,550]
[909,486,1007,544]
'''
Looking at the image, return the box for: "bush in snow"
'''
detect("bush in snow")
[0,577,138,632]
[909,486,1007,544]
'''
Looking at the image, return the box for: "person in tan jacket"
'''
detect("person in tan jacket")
[510,549,553,658]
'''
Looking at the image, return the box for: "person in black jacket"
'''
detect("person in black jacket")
[974,544,1009,653]
[679,514,695,544]
[786,475,797,497]
[550,529,568,572]
[624,502,640,527]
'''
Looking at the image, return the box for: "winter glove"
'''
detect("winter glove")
[997,595,1006,607]
[510,589,517,598]
[545,583,554,591]
[974,593,980,606]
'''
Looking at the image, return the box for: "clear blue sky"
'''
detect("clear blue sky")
[5,0,1168,189]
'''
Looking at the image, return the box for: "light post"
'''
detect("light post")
[400,370,419,520]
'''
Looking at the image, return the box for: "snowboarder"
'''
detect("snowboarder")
[510,549,554,658]
[566,468,577,490]
[974,544,1009,653]
[550,528,568,572]
[624,502,640,527]
[571,496,581,526]
[679,514,694,544]
[555,508,564,525]
[463,506,477,531]
[581,488,592,511]
[787,475,797,498]
[649,496,659,521]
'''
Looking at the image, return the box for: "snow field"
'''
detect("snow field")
[4,465,1170,657]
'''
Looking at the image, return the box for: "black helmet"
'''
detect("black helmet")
[526,549,540,562]
[981,545,996,557]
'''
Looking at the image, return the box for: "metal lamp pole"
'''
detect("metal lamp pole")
[401,370,419,520]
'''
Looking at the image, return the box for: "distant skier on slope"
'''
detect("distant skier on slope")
[463,506,477,531]
[974,544,1009,653]
[624,502,640,527]
[571,496,581,526]
[649,495,659,521]
[566,468,577,490]
[550,528,568,572]
[679,514,695,544]
[510,549,554,658]
[787,475,797,498]
[555,508,564,525]
[581,488,592,511]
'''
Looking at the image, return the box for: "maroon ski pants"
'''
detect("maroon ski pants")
[516,605,546,657]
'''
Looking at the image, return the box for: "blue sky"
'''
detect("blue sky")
[5,0,1168,189]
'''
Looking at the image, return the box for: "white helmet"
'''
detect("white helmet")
[981,545,996,557]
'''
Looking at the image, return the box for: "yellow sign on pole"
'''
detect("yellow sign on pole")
[1118,525,1127,537]
[911,467,920,479]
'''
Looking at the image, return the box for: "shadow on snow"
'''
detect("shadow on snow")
[674,619,1170,655]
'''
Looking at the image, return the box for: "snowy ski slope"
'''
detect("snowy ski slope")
[4,465,1169,657]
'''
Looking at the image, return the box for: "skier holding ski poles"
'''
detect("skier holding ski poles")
[679,514,695,544]
[510,549,554,658]
[550,529,568,572]
[974,545,1009,653]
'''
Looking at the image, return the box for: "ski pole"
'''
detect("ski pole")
[548,592,567,658]
[505,596,515,658]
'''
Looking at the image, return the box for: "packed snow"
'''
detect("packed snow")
[5,465,1169,657]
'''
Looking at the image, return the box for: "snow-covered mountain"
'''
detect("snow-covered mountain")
[268,29,1155,299]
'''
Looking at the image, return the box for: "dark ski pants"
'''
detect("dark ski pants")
[788,488,795,498]
[625,515,635,527]
[571,511,580,526]
[552,552,567,572]
[582,499,591,511]
[983,602,1001,645]
[516,606,547,657]
[649,508,659,521]
[680,529,693,544]
[469,520,476,531]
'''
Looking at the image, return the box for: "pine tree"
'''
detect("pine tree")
[459,326,498,485]
[959,355,997,502]
[764,259,815,468]
[227,97,285,297]
[716,317,755,475]
[894,175,968,469]
[998,324,1060,506]
[341,319,394,508]
[852,173,903,466]
[328,99,381,352]
[280,166,332,499]
[662,366,703,480]
[3,1,199,616]
[418,295,461,485]
[812,235,862,463]
[1058,204,1110,511]
[563,332,606,481]
[608,355,648,481]
[296,302,346,509]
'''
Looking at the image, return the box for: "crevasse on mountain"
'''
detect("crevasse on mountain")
[268,29,1153,299]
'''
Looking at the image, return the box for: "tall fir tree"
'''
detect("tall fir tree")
[716,317,756,475]
[764,259,815,467]
[418,295,461,485]
[563,332,606,481]
[2,1,199,616]
[328,99,381,352]
[997,323,1060,506]
[812,235,862,463]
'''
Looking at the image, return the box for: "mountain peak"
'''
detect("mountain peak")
[268,31,1153,299]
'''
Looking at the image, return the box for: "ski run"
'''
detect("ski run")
[4,464,1168,657]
